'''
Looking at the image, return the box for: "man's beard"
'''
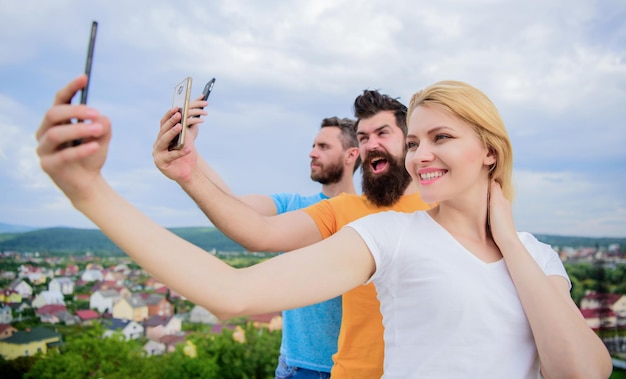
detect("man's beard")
[361,150,411,207]
[311,160,344,185]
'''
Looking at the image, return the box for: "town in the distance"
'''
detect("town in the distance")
[0,224,625,375]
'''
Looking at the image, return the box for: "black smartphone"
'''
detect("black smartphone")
[70,21,98,147]
[168,77,193,151]
[193,78,216,118]
[80,21,98,105]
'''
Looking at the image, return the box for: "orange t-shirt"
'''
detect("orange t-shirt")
[303,192,430,378]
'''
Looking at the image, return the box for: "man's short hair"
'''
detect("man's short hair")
[353,90,408,136]
[321,116,361,171]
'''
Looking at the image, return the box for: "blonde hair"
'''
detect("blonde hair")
[408,81,514,201]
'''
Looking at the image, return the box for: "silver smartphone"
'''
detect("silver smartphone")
[168,77,193,151]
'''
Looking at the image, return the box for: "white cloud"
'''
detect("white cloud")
[0,95,52,190]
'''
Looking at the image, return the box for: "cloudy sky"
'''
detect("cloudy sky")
[0,0,624,237]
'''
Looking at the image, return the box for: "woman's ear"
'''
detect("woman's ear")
[485,147,497,175]
[485,147,497,166]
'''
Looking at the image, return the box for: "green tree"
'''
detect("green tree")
[144,347,220,379]
[0,355,38,379]
[20,322,281,378]
[192,323,281,379]
[26,324,146,378]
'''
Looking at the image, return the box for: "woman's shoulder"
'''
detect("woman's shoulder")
[353,209,429,227]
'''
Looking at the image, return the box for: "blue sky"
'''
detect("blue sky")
[0,0,625,237]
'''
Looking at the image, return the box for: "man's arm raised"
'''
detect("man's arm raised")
[154,107,322,251]
[182,168,323,252]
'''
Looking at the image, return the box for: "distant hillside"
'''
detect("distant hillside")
[0,223,623,256]
[534,234,626,249]
[0,226,245,255]
[0,222,39,234]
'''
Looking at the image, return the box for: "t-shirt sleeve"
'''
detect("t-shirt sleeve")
[270,193,295,214]
[345,212,401,284]
[302,198,338,238]
[519,232,571,288]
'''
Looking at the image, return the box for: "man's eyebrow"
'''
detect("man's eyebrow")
[357,124,391,135]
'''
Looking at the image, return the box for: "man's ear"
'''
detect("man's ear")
[346,147,359,163]
[346,147,361,172]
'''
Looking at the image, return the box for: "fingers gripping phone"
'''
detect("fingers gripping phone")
[168,77,193,151]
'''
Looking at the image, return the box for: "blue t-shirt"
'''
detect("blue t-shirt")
[271,192,342,372]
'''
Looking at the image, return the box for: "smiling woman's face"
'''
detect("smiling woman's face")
[405,104,495,204]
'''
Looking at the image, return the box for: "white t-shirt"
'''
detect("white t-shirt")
[347,211,569,379]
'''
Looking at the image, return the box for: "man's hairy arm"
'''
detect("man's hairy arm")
[155,109,321,251]
[239,194,279,217]
[182,169,322,252]
[199,158,279,217]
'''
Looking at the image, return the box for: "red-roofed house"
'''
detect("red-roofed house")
[35,304,68,324]
[76,309,100,325]
[580,292,626,317]
[0,324,17,339]
[580,308,617,330]
[74,293,91,302]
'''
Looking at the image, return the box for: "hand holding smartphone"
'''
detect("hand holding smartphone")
[168,77,193,151]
